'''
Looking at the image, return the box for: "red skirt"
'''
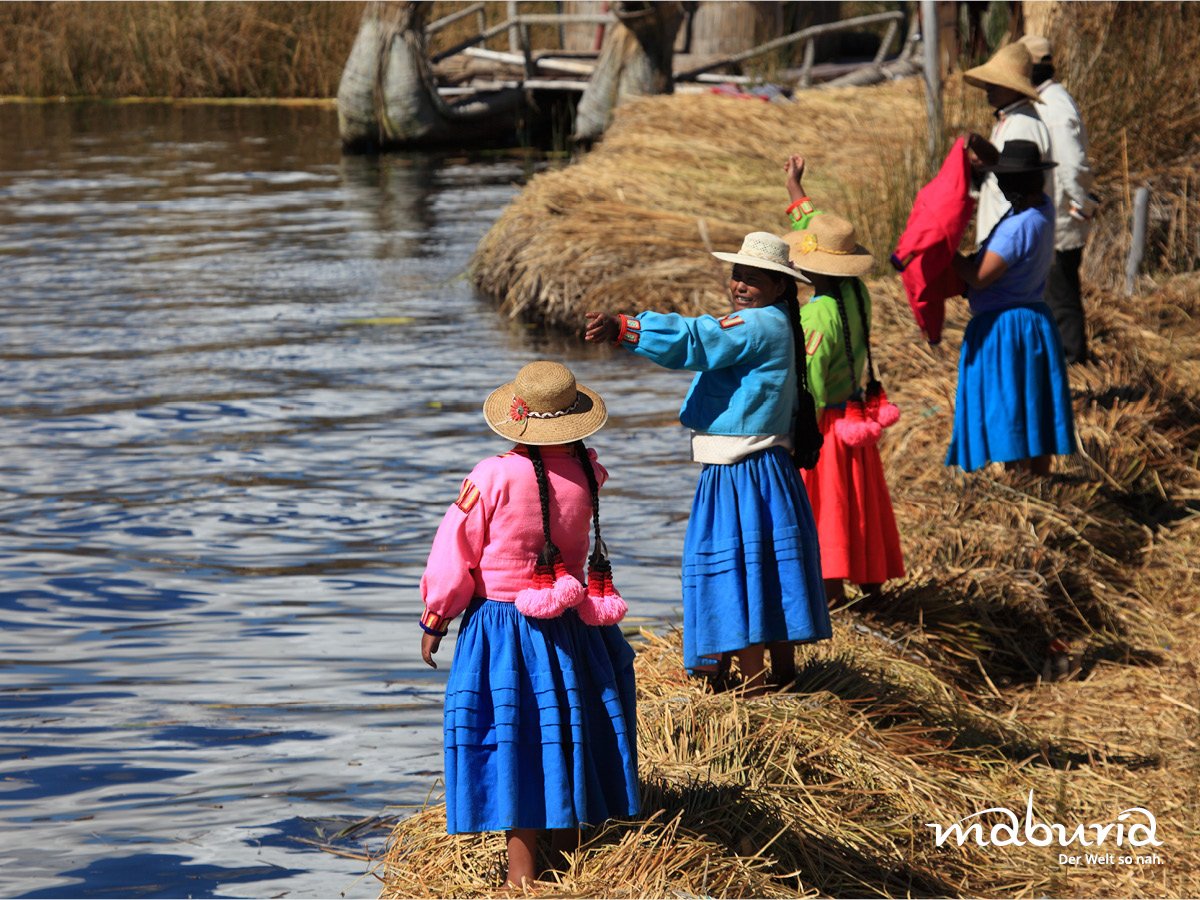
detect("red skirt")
[800,406,906,585]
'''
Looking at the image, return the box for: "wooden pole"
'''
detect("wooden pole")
[920,0,942,166]
[1125,186,1151,296]
[507,0,520,53]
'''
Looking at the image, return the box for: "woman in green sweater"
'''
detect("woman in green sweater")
[782,156,905,603]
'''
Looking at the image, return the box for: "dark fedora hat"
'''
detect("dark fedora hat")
[984,139,1058,173]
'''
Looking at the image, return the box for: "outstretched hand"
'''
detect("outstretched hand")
[421,631,441,669]
[584,311,619,344]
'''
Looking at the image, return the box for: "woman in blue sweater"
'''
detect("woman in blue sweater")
[950,139,1077,475]
[585,232,829,693]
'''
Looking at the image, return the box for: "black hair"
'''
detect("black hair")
[996,169,1046,210]
[774,272,823,470]
[829,276,860,396]
[572,440,608,567]
[526,445,559,566]
[1031,62,1054,85]
[527,441,608,568]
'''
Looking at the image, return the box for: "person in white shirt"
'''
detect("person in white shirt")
[962,43,1053,248]
[1019,34,1099,365]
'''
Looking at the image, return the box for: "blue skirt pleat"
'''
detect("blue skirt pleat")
[443,598,639,834]
[946,303,1077,472]
[681,446,828,671]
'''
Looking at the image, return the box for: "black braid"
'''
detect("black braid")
[829,277,863,399]
[850,279,877,384]
[784,280,823,470]
[527,446,559,565]
[573,440,605,563]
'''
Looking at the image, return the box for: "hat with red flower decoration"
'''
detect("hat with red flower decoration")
[484,360,608,445]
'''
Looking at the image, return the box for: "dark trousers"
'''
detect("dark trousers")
[1045,246,1087,364]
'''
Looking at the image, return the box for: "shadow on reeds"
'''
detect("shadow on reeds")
[627,775,961,898]
[785,652,1159,770]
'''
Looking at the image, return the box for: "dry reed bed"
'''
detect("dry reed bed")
[0,1,367,98]
[388,108,1198,900]
[382,8,1199,895]
[377,273,1200,894]
[471,80,927,329]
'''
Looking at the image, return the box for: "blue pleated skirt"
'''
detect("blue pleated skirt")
[946,303,1077,472]
[682,446,829,672]
[443,597,640,834]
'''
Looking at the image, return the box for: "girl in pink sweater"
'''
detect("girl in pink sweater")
[418,360,639,888]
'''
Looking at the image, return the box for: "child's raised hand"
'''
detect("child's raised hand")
[584,311,619,344]
[784,155,806,202]
[421,631,441,669]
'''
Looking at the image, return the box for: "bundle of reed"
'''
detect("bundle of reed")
[471,80,925,330]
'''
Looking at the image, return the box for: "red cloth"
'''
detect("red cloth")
[891,136,975,345]
[799,407,905,585]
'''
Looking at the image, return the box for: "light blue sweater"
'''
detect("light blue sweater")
[623,304,796,436]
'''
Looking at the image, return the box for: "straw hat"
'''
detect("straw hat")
[484,360,607,445]
[963,42,1042,103]
[982,139,1057,173]
[712,231,808,282]
[783,214,874,278]
[1018,33,1053,63]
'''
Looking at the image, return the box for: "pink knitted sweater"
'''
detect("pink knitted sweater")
[420,445,607,626]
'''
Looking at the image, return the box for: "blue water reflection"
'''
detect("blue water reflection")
[0,101,695,897]
[22,854,306,899]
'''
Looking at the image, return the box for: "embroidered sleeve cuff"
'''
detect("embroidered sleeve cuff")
[786,197,815,225]
[420,609,451,636]
[615,314,641,347]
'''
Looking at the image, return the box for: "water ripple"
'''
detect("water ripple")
[0,101,696,898]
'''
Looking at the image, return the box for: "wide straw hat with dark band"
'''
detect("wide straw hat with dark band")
[712,231,809,282]
[484,360,608,445]
[783,214,874,278]
[963,42,1042,103]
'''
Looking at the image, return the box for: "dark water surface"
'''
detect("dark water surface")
[0,103,696,898]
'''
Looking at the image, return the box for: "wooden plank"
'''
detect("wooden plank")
[438,79,590,94]
[464,46,596,75]
[675,10,905,81]
[431,19,513,64]
[426,2,486,36]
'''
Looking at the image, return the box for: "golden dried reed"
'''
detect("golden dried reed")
[380,6,1200,896]
[0,1,365,98]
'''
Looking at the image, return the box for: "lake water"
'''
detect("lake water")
[0,102,697,898]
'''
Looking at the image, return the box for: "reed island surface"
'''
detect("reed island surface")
[378,66,1200,900]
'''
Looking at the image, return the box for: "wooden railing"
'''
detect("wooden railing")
[426,5,906,94]
[673,10,906,86]
[428,11,616,75]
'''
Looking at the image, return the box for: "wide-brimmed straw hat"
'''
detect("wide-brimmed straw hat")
[1018,34,1053,64]
[484,360,607,445]
[712,231,808,282]
[963,42,1042,103]
[982,139,1057,173]
[783,214,874,278]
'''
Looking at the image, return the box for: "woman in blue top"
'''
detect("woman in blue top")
[585,232,829,694]
[949,139,1077,475]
